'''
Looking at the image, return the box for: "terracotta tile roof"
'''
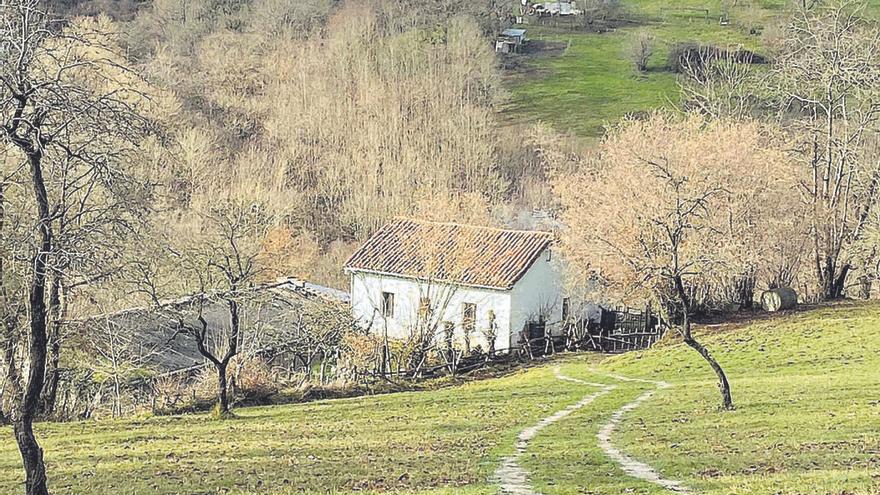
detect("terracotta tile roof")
[344,218,554,290]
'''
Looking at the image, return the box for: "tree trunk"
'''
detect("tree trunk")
[381,323,390,378]
[736,274,755,309]
[675,276,733,411]
[682,332,733,410]
[16,152,52,495]
[831,264,850,299]
[444,323,456,375]
[2,316,21,425]
[39,277,63,418]
[14,418,48,495]
[211,297,241,416]
[217,362,229,415]
[818,256,849,300]
[858,275,872,300]
[319,356,328,385]
[112,375,122,418]
[0,183,18,427]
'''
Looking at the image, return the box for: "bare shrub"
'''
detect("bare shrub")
[151,375,190,413]
[337,333,384,382]
[669,42,766,74]
[230,356,278,402]
[628,30,654,72]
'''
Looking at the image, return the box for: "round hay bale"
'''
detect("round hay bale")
[761,287,798,312]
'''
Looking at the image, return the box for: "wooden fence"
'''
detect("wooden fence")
[354,305,667,381]
[570,304,666,353]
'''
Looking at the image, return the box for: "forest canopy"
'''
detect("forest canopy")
[93,0,535,290]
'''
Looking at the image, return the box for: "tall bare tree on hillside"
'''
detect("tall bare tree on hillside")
[0,2,154,492]
[770,0,880,299]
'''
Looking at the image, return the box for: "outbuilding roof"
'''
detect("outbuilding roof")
[66,279,349,374]
[344,218,553,290]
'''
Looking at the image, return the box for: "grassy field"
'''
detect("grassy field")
[0,365,594,495]
[500,0,782,136]
[1,301,878,494]
[527,301,880,494]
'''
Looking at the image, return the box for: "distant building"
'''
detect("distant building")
[68,279,349,374]
[496,28,526,53]
[344,218,566,353]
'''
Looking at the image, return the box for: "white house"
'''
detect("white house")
[344,218,568,352]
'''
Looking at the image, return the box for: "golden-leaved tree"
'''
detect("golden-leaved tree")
[556,113,804,410]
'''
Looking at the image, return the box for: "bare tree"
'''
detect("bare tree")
[679,51,763,119]
[0,3,153,492]
[88,315,159,418]
[627,30,654,73]
[769,0,880,299]
[135,201,274,417]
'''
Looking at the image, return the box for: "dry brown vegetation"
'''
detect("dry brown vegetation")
[556,114,805,309]
[120,0,551,291]
[1,0,880,492]
[554,113,809,408]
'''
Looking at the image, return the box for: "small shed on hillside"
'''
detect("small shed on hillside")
[496,28,526,53]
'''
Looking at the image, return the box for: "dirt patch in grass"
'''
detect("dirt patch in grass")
[499,40,569,78]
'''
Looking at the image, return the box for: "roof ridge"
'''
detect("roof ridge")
[391,216,555,236]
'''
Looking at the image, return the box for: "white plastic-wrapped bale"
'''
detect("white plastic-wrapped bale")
[761,287,798,312]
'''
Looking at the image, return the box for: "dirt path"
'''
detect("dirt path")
[492,366,690,495]
[596,373,692,494]
[492,367,615,495]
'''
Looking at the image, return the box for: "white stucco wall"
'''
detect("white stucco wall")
[508,248,566,347]
[349,271,513,352]
[348,247,566,353]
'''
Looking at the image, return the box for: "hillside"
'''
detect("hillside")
[502,0,880,136]
[529,301,880,494]
[0,302,877,494]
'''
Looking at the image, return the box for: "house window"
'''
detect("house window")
[382,292,395,318]
[462,303,477,332]
[562,297,570,322]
